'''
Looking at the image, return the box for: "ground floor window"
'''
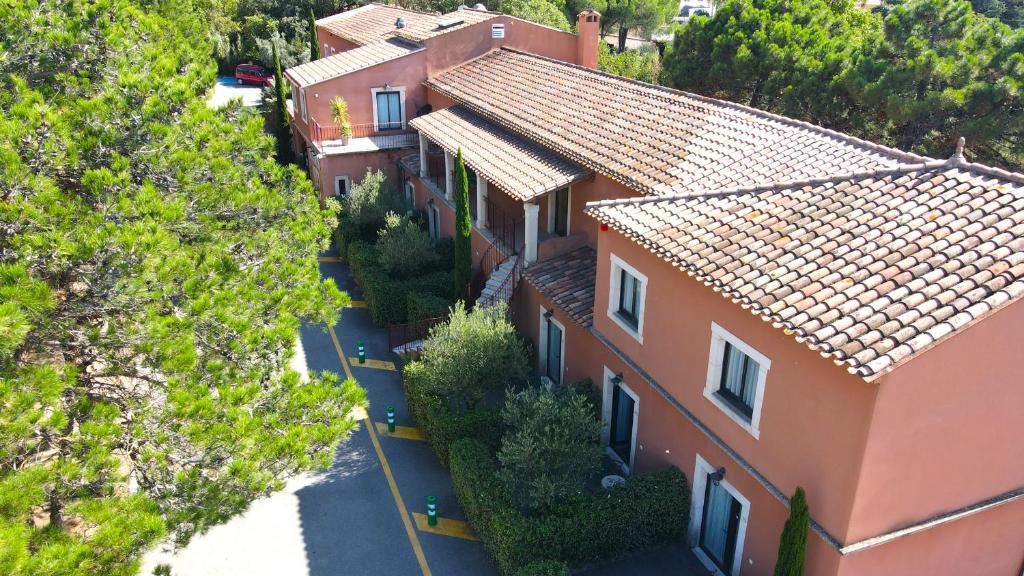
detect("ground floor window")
[601,368,638,473]
[334,175,350,198]
[404,180,415,207]
[427,202,441,240]
[689,455,750,576]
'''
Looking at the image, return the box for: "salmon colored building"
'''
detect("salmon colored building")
[285,5,1024,575]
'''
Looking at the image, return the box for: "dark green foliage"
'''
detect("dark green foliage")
[663,0,1024,171]
[453,148,473,301]
[514,561,571,576]
[407,292,453,323]
[347,241,454,325]
[567,378,602,419]
[497,387,603,514]
[971,0,1024,27]
[0,1,366,572]
[272,42,293,164]
[502,0,572,30]
[404,363,504,466]
[598,42,661,83]
[774,487,810,576]
[433,237,456,271]
[341,170,406,242]
[450,439,691,575]
[377,212,440,279]
[309,9,321,61]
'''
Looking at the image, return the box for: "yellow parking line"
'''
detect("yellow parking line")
[412,513,479,541]
[350,357,397,371]
[347,300,367,308]
[318,256,342,262]
[327,325,431,576]
[375,422,427,441]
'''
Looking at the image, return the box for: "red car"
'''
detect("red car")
[234,63,274,87]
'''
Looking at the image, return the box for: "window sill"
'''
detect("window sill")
[607,310,643,344]
[703,388,760,440]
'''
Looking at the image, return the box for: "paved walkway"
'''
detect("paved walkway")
[143,255,496,576]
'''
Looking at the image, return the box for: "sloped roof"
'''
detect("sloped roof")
[285,37,423,87]
[585,157,1024,380]
[427,49,928,197]
[317,4,495,46]
[524,247,598,327]
[409,106,590,201]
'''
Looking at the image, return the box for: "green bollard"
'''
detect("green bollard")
[426,496,437,527]
[386,406,396,433]
[357,340,365,364]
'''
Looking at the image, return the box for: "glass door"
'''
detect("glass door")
[544,318,563,385]
[609,383,635,465]
[552,187,569,237]
[700,477,742,574]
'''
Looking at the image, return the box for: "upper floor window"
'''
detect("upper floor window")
[300,88,307,123]
[703,323,770,439]
[607,253,647,343]
[372,88,404,131]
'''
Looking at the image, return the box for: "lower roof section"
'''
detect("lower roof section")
[285,37,422,87]
[523,246,597,327]
[409,105,591,202]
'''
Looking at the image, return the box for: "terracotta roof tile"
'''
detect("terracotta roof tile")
[585,159,1024,379]
[427,49,928,197]
[317,4,495,46]
[524,247,597,327]
[409,106,591,201]
[285,37,423,87]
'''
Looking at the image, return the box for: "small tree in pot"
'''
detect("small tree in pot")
[330,96,353,145]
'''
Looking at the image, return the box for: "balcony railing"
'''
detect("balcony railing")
[310,119,417,150]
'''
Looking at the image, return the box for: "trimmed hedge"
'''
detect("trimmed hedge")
[403,362,503,466]
[514,561,570,576]
[450,438,690,575]
[407,292,453,323]
[347,241,456,326]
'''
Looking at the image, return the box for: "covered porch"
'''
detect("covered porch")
[408,105,592,266]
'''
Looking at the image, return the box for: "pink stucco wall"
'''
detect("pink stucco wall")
[316,29,361,55]
[845,295,1024,541]
[316,150,405,202]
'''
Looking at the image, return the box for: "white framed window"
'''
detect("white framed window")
[546,186,570,237]
[330,46,336,55]
[601,367,639,474]
[371,86,406,131]
[427,202,441,240]
[299,87,308,123]
[538,306,565,386]
[334,175,351,198]
[323,43,329,57]
[688,454,750,576]
[607,253,647,343]
[703,322,770,439]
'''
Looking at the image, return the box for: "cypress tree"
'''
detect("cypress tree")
[309,9,321,61]
[272,41,292,164]
[453,148,473,301]
[774,487,810,576]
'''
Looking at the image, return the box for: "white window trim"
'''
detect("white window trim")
[538,306,566,386]
[299,87,307,123]
[703,322,771,439]
[688,454,751,576]
[601,366,640,474]
[405,180,416,207]
[370,86,406,131]
[545,186,571,236]
[330,46,336,55]
[427,203,441,240]
[323,43,329,57]
[334,175,351,198]
[607,253,647,344]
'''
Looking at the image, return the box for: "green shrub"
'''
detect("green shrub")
[404,362,503,465]
[404,270,454,300]
[497,386,603,514]
[433,237,455,270]
[450,438,690,575]
[341,169,404,241]
[514,561,570,576]
[407,292,452,323]
[774,487,810,576]
[567,378,602,419]
[347,241,408,325]
[377,212,439,279]
[419,302,529,410]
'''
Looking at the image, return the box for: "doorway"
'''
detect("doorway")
[602,367,639,473]
[689,455,750,576]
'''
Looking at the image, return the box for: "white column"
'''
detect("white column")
[444,151,454,201]
[418,134,429,178]
[476,174,489,229]
[524,202,540,264]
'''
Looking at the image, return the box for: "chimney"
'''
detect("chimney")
[576,9,600,69]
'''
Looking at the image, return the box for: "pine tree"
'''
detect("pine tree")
[0,1,365,572]
[309,9,322,61]
[273,41,293,164]
[453,148,473,302]
[773,487,810,576]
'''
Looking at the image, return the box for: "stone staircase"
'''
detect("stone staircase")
[476,255,520,308]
